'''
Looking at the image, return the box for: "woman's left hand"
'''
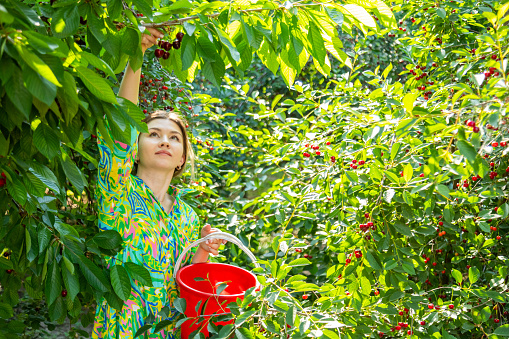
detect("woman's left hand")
[199,224,227,256]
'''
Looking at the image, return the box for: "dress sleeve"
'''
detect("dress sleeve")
[95,122,139,213]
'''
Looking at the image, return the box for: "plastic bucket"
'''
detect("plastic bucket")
[173,232,259,339]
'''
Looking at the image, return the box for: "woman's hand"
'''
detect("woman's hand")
[141,27,164,54]
[198,224,227,256]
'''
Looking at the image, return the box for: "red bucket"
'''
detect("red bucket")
[173,232,259,339]
[176,262,257,338]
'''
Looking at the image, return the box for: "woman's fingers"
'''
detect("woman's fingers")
[145,27,164,39]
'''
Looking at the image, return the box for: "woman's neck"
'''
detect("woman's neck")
[136,167,174,203]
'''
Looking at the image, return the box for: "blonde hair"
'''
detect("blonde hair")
[138,110,195,179]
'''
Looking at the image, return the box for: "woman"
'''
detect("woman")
[92,27,223,338]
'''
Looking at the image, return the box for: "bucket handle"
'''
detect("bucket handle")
[173,231,260,279]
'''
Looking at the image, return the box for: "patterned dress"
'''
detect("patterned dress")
[92,125,200,339]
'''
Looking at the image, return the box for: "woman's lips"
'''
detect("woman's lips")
[155,150,172,156]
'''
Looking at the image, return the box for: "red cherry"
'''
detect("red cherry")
[330,156,336,163]
[154,48,164,58]
[472,126,480,133]
[492,142,499,147]
[359,160,365,165]
[62,290,68,297]
[326,141,331,145]
[448,304,454,309]
[420,321,426,325]
[501,141,507,147]
[438,221,443,226]
[302,295,308,300]
[494,318,500,323]
[428,304,434,309]
[6,269,13,274]
[496,236,501,240]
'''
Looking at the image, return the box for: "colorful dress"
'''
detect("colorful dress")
[92,125,200,339]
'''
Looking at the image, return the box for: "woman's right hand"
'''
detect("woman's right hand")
[141,27,164,54]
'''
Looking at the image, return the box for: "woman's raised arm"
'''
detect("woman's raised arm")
[118,27,164,104]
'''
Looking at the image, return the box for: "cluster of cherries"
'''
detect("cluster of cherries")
[154,32,184,59]
[484,66,500,78]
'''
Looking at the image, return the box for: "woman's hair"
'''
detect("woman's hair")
[137,110,195,179]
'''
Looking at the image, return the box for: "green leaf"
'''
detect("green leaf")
[394,220,412,236]
[153,319,173,333]
[23,65,57,106]
[202,59,225,88]
[451,269,462,284]
[76,255,111,293]
[0,302,14,319]
[134,324,152,338]
[122,27,140,57]
[75,66,117,104]
[81,51,116,78]
[29,162,60,194]
[125,262,153,287]
[62,261,80,301]
[181,36,196,71]
[92,230,123,250]
[45,262,62,306]
[5,66,32,118]
[132,0,152,20]
[235,328,254,339]
[110,265,132,301]
[60,150,86,193]
[286,306,297,326]
[51,4,79,39]
[402,92,419,113]
[48,295,65,321]
[365,250,383,270]
[494,324,509,336]
[38,226,52,254]
[437,8,446,18]
[343,4,376,28]
[469,266,480,285]
[307,21,326,67]
[215,26,240,62]
[288,258,311,266]
[174,297,186,314]
[360,276,371,295]
[456,140,477,162]
[33,122,60,160]
[436,184,450,197]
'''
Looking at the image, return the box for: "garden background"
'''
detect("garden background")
[0,0,508,338]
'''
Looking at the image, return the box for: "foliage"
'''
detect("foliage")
[1,0,509,338]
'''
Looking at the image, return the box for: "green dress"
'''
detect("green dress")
[92,126,200,338]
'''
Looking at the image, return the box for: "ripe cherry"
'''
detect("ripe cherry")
[6,269,13,274]
[302,295,308,300]
[448,304,454,309]
[492,142,499,147]
[420,320,426,325]
[62,290,68,297]
[494,318,500,323]
[428,303,434,309]
[176,32,184,41]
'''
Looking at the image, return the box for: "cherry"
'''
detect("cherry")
[359,160,365,165]
[420,320,426,325]
[448,304,454,309]
[154,49,164,58]
[302,295,308,300]
[399,311,404,316]
[492,142,499,147]
[0,178,5,188]
[438,221,443,226]
[176,32,184,41]
[365,213,370,218]
[62,290,67,297]
[473,126,480,133]
[346,258,351,264]
[303,152,310,157]
[163,52,170,60]
[374,290,380,295]
[330,156,336,163]
[494,318,500,323]
[428,303,434,309]
[6,269,13,274]
[172,41,181,49]
[395,325,401,330]
[496,236,501,240]
[315,151,321,156]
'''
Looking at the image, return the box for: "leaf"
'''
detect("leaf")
[403,92,419,113]
[436,184,450,197]
[80,51,116,78]
[469,266,480,285]
[62,261,80,301]
[365,250,383,270]
[451,269,462,284]
[51,4,79,39]
[125,262,153,287]
[343,4,376,28]
[45,263,62,306]
[33,122,60,160]
[307,21,326,67]
[92,230,123,250]
[60,150,86,193]
[48,296,65,321]
[215,26,240,62]
[38,226,52,254]
[202,59,225,88]
[121,27,140,57]
[494,324,509,336]
[134,324,152,338]
[394,220,412,236]
[76,255,111,293]
[0,302,14,319]
[456,140,477,162]
[23,65,57,106]
[174,297,186,314]
[286,306,297,326]
[153,319,173,333]
[29,163,60,194]
[235,328,254,339]
[75,66,117,104]
[110,265,132,301]
[288,258,311,266]
[5,66,32,118]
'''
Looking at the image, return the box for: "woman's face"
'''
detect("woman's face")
[137,119,185,173]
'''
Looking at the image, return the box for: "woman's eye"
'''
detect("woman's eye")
[171,135,180,141]
[150,132,158,137]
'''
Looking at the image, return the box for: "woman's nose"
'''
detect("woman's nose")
[159,136,170,147]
